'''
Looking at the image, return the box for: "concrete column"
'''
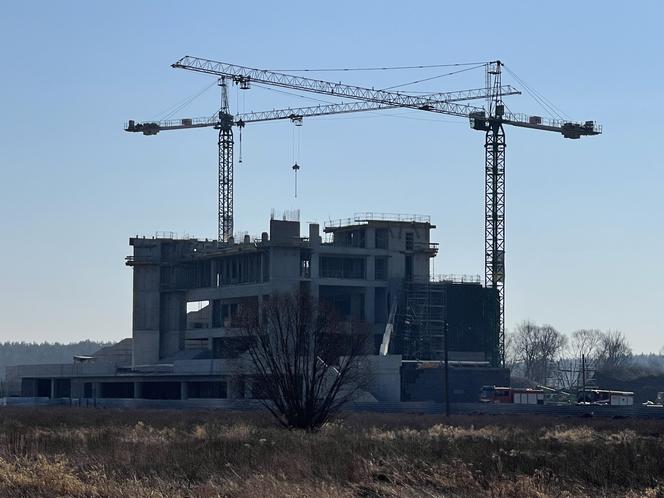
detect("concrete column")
[364,287,375,324]
[159,292,186,359]
[50,379,56,399]
[180,381,188,400]
[366,255,375,280]
[366,227,375,249]
[132,264,161,366]
[133,382,143,399]
[93,382,102,406]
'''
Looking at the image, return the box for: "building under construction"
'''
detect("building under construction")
[8,212,507,403]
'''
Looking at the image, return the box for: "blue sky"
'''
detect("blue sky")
[0,2,662,352]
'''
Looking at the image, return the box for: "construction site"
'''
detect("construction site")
[7,57,601,404]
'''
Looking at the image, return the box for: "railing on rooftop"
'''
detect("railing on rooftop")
[431,274,482,284]
[325,212,431,228]
[131,231,196,240]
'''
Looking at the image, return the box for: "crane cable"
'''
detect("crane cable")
[153,79,218,121]
[382,63,487,90]
[503,65,571,120]
[268,61,489,72]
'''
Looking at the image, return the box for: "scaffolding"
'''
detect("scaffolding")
[400,281,446,360]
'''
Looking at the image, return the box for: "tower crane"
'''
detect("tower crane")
[127,56,601,365]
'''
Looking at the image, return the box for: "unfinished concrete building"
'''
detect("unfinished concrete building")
[8,213,507,403]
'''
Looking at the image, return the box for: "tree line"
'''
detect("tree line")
[506,321,640,386]
[0,340,111,380]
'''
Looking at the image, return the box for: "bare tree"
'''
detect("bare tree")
[504,332,519,372]
[239,291,371,430]
[596,330,632,373]
[513,321,567,385]
[569,329,603,363]
[557,329,603,390]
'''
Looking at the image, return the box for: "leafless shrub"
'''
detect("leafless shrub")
[239,291,372,430]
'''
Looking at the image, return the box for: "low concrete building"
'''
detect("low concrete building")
[7,212,506,403]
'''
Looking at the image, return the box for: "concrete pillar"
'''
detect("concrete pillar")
[366,227,375,249]
[366,255,375,280]
[50,379,56,399]
[364,287,375,324]
[159,292,186,359]
[180,381,188,400]
[132,264,161,366]
[133,382,143,399]
[309,223,321,245]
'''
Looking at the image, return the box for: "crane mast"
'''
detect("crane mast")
[484,61,507,365]
[217,78,234,242]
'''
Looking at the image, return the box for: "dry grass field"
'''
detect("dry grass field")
[0,407,662,497]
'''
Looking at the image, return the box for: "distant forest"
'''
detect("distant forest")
[0,341,112,380]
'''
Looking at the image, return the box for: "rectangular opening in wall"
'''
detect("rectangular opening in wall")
[140,382,181,400]
[405,256,413,280]
[405,232,414,251]
[320,256,366,279]
[187,381,227,399]
[186,300,210,329]
[335,228,366,248]
[374,287,387,323]
[300,251,311,278]
[375,228,388,249]
[99,382,134,399]
[319,285,365,321]
[374,257,388,280]
[54,379,71,398]
[36,378,51,397]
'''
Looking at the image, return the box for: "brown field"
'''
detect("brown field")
[0,407,662,497]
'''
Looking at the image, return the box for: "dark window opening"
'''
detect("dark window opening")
[300,252,311,278]
[319,286,365,320]
[141,382,181,400]
[188,381,227,399]
[54,379,71,398]
[375,228,388,249]
[186,300,210,330]
[100,382,134,399]
[320,256,366,279]
[334,228,366,248]
[36,379,51,397]
[405,232,414,251]
[374,257,388,280]
[405,255,414,280]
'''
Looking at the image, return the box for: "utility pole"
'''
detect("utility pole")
[444,321,450,416]
[581,353,586,399]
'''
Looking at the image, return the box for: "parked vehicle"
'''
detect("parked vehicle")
[479,385,544,405]
[577,389,634,406]
[643,392,664,407]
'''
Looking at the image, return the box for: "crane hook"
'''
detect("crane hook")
[292,162,300,198]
